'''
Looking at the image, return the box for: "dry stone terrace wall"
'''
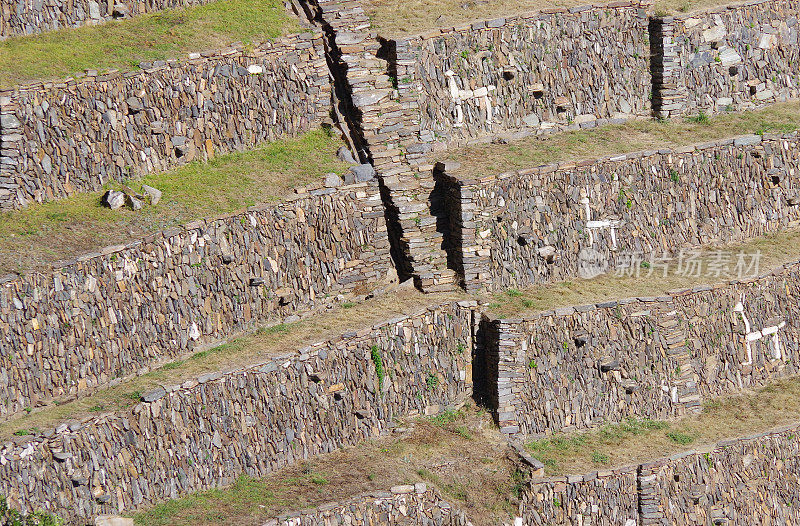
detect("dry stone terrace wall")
[272,484,471,525]
[486,258,800,437]
[437,133,800,293]
[520,466,639,526]
[652,0,800,118]
[0,0,216,38]
[643,424,800,524]
[520,423,800,525]
[301,0,461,292]
[397,2,652,149]
[0,31,330,209]
[0,181,393,419]
[0,301,476,520]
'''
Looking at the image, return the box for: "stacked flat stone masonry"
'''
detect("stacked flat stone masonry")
[520,466,639,526]
[485,258,800,436]
[0,0,218,38]
[0,31,330,209]
[437,133,800,293]
[347,1,653,291]
[521,422,800,525]
[0,301,476,520]
[301,0,459,291]
[0,180,393,419]
[399,2,653,149]
[271,484,471,525]
[652,0,800,118]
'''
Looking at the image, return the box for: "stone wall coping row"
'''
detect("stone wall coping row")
[670,0,785,20]
[393,0,653,42]
[438,132,796,186]
[485,258,800,323]
[0,30,322,94]
[532,463,640,485]
[531,420,800,483]
[0,299,476,451]
[0,179,380,283]
[274,483,431,521]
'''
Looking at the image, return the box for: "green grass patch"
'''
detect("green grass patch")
[130,475,286,526]
[256,323,293,336]
[0,0,298,87]
[1,496,64,526]
[0,128,347,275]
[454,425,472,440]
[444,102,800,180]
[525,417,668,473]
[666,430,696,445]
[430,409,462,427]
[591,451,610,465]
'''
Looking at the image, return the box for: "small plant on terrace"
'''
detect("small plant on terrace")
[431,409,461,427]
[667,430,695,445]
[426,372,440,390]
[591,451,610,465]
[454,425,472,439]
[1,497,64,526]
[688,111,710,124]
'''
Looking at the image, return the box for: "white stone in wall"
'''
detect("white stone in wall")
[444,70,497,127]
[718,47,742,66]
[759,33,776,49]
[716,97,733,108]
[702,25,727,42]
[684,18,701,29]
[756,89,774,100]
[733,298,786,364]
[579,191,623,250]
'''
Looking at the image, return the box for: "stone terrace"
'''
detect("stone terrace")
[1,0,800,523]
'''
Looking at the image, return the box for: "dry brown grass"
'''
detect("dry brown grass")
[486,229,800,318]
[441,102,800,179]
[130,405,518,526]
[0,288,467,439]
[364,0,761,36]
[526,377,800,476]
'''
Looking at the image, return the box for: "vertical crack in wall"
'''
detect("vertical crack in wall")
[473,315,500,422]
[432,163,466,288]
[295,0,413,282]
[294,0,369,163]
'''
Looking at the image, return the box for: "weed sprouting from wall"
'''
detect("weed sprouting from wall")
[370,345,385,390]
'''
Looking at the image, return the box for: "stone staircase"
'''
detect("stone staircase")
[303,0,458,292]
[655,303,702,416]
